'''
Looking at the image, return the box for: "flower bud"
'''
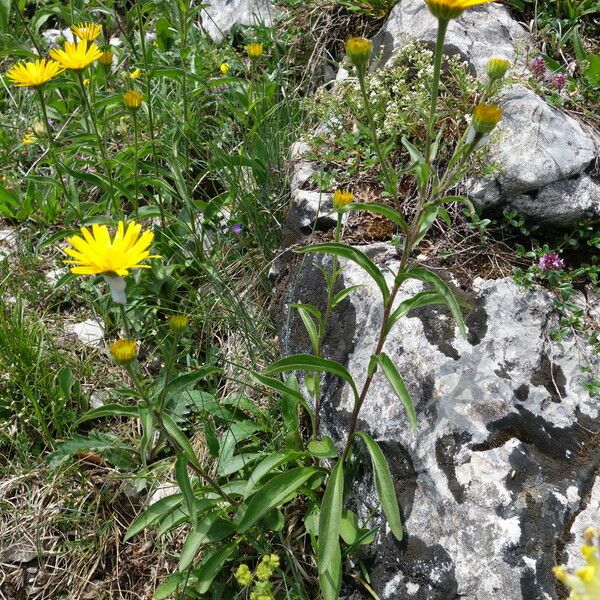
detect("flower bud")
[123,89,142,109]
[220,62,230,75]
[246,43,263,59]
[169,314,188,333]
[346,37,372,74]
[332,189,353,208]
[471,103,502,135]
[98,50,114,66]
[109,339,137,365]
[487,57,510,81]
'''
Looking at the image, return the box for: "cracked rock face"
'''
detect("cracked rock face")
[276,244,600,600]
[200,0,273,43]
[374,1,599,225]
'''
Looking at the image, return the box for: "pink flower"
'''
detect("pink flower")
[530,56,546,78]
[539,253,564,271]
[550,73,567,89]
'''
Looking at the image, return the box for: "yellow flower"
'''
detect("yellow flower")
[71,22,102,42]
[332,189,354,208]
[109,339,137,365]
[424,0,495,20]
[98,50,114,66]
[246,43,263,59]
[346,37,373,72]
[123,90,142,109]
[129,68,141,79]
[49,40,103,71]
[83,78,90,86]
[472,103,503,135]
[487,57,510,81]
[64,221,160,276]
[234,564,253,587]
[220,62,230,75]
[5,59,64,88]
[169,314,189,333]
[22,133,37,145]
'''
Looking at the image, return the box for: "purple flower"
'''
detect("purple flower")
[230,223,243,235]
[539,253,564,271]
[550,72,567,89]
[530,56,546,78]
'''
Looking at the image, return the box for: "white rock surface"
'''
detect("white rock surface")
[200,0,273,43]
[67,319,104,348]
[0,228,18,260]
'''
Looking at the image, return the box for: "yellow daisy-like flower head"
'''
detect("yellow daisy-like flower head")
[220,62,230,75]
[98,50,114,66]
[424,0,495,21]
[129,68,141,79]
[22,133,37,145]
[49,40,103,71]
[246,43,263,59]
[64,221,160,276]
[472,103,503,135]
[108,339,137,365]
[346,37,373,72]
[6,59,64,88]
[71,22,102,42]
[332,189,354,208]
[169,314,189,333]
[123,90,142,109]
[487,57,510,81]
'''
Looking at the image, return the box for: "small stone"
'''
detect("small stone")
[0,228,18,259]
[67,319,104,348]
[200,0,274,44]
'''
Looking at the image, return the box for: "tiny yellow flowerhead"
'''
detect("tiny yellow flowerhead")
[71,22,103,42]
[346,37,373,73]
[424,0,495,21]
[129,68,141,79]
[246,43,263,59]
[472,103,503,135]
[98,50,114,66]
[109,339,137,365]
[49,40,103,71]
[487,57,510,81]
[234,564,253,587]
[169,314,188,333]
[6,59,64,88]
[64,221,160,276]
[333,189,354,208]
[220,62,230,75]
[553,530,600,598]
[22,133,37,145]
[83,78,90,86]
[123,90,143,109]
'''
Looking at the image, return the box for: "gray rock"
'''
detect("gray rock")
[469,85,597,219]
[374,1,531,78]
[0,228,18,260]
[67,319,104,348]
[277,243,600,600]
[200,0,274,44]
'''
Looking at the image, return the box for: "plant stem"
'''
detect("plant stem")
[119,304,131,338]
[77,72,119,214]
[132,111,140,218]
[425,18,449,163]
[156,331,180,416]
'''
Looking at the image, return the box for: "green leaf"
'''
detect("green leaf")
[376,353,417,430]
[414,204,439,246]
[296,242,389,302]
[236,467,318,533]
[318,460,344,600]
[125,493,183,540]
[339,510,360,545]
[406,267,467,336]
[194,541,238,594]
[166,367,222,394]
[356,432,403,541]
[308,436,339,458]
[291,303,321,354]
[339,202,408,233]
[175,454,197,526]
[75,404,139,425]
[154,572,186,599]
[387,291,445,333]
[265,354,359,405]
[161,413,202,470]
[281,373,300,432]
[243,450,305,498]
[0,0,11,31]
[331,284,365,308]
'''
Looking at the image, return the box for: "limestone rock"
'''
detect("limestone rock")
[200,0,273,43]
[277,243,600,600]
[374,1,530,78]
[67,319,104,348]
[0,228,18,260]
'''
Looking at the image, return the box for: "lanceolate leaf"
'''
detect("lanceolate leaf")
[175,454,197,526]
[406,267,467,336]
[265,354,359,405]
[339,202,408,233]
[356,432,403,541]
[296,243,389,302]
[243,450,305,498]
[75,404,139,425]
[318,459,344,600]
[125,493,183,540]
[194,542,238,594]
[387,290,445,333]
[161,413,202,470]
[376,353,417,430]
[236,467,317,533]
[290,303,320,354]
